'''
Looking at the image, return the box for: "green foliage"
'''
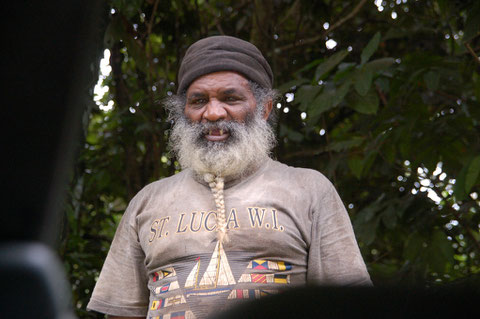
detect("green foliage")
[61,0,480,317]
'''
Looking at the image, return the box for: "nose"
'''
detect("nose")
[202,99,227,122]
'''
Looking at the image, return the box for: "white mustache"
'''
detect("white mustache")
[170,111,275,179]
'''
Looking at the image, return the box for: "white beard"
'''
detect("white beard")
[169,110,275,179]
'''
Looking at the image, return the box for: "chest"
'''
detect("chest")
[136,191,312,272]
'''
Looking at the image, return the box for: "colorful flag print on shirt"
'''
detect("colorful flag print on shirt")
[273,274,288,284]
[153,267,177,282]
[150,294,186,310]
[155,281,180,294]
[238,273,290,284]
[148,310,195,319]
[251,274,267,283]
[227,289,278,300]
[248,259,292,271]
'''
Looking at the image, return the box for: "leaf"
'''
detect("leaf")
[435,0,449,16]
[361,32,381,65]
[454,156,480,200]
[383,141,396,164]
[384,27,409,41]
[404,233,424,261]
[307,78,352,123]
[453,166,467,201]
[348,89,379,115]
[474,72,480,102]
[365,58,395,73]
[279,124,304,142]
[354,66,374,96]
[423,70,440,91]
[294,59,322,75]
[352,58,394,97]
[348,155,364,179]
[315,50,350,81]
[277,79,309,93]
[354,195,385,224]
[353,199,384,245]
[294,85,322,111]
[362,151,378,178]
[333,62,356,82]
[432,230,454,263]
[381,205,397,229]
[427,230,454,272]
[327,136,364,152]
[465,155,480,194]
[355,215,381,245]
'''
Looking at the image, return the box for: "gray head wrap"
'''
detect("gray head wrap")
[177,35,273,94]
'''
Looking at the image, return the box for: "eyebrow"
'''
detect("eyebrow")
[222,88,243,95]
[187,92,207,100]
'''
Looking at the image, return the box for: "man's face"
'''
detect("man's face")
[170,71,275,178]
[184,71,268,142]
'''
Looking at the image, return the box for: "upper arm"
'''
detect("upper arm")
[87,195,150,316]
[307,177,372,286]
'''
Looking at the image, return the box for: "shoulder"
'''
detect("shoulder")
[265,159,334,193]
[126,170,193,212]
[139,169,191,194]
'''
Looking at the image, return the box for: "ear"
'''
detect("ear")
[263,99,273,120]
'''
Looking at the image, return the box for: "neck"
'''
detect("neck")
[191,155,268,185]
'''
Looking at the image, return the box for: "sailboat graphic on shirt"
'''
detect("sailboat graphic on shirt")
[184,241,236,296]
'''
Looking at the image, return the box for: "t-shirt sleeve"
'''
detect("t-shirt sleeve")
[307,176,372,286]
[87,194,150,317]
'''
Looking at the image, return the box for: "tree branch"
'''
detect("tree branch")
[376,83,388,106]
[277,0,369,52]
[464,42,480,66]
[147,0,160,36]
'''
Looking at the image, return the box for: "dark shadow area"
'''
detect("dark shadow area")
[212,284,480,319]
[1,1,108,318]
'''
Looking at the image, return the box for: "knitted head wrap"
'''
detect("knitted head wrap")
[177,35,273,94]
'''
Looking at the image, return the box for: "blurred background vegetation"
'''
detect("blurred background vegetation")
[59,0,480,317]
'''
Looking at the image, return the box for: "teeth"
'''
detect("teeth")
[206,129,226,136]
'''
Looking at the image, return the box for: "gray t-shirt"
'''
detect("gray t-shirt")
[87,159,371,318]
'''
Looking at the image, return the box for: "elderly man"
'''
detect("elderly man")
[87,36,371,319]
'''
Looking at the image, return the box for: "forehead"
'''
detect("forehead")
[186,71,251,95]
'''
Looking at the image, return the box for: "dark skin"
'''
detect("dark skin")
[107,71,272,319]
[184,71,272,137]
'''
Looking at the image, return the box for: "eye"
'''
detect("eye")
[189,98,207,105]
[224,96,238,102]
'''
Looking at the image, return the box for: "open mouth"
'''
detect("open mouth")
[204,128,230,142]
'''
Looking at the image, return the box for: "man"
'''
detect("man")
[87,35,371,319]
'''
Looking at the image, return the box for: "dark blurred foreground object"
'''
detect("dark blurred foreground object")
[1,1,107,318]
[212,284,480,319]
[0,243,76,319]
